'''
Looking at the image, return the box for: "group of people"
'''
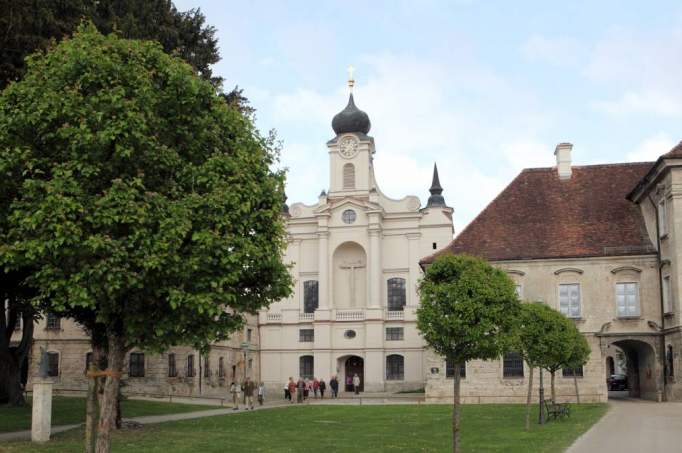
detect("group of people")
[229,377,265,411]
[284,373,361,402]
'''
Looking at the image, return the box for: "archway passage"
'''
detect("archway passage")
[605,339,659,400]
[344,356,364,392]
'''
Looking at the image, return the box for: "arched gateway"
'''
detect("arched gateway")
[338,355,364,392]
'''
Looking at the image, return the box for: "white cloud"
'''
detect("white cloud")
[626,133,676,162]
[269,52,557,231]
[592,91,682,117]
[521,35,582,67]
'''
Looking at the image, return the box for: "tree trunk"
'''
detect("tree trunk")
[525,366,534,431]
[452,362,462,453]
[85,346,104,453]
[95,334,126,453]
[550,370,556,402]
[573,373,580,404]
[0,310,34,407]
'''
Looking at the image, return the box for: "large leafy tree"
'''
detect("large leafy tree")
[0,24,292,452]
[0,0,250,407]
[417,254,520,453]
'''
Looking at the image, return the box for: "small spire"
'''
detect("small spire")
[427,163,446,207]
[347,65,355,93]
[319,189,327,197]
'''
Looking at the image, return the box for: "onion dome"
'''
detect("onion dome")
[427,163,446,207]
[331,94,371,135]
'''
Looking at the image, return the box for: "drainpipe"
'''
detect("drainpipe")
[648,194,667,402]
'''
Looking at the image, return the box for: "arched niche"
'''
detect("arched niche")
[332,242,367,309]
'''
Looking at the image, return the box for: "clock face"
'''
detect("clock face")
[339,136,359,158]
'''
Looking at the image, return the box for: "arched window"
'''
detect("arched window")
[386,354,404,380]
[343,163,355,190]
[387,278,406,311]
[303,280,319,313]
[299,355,314,379]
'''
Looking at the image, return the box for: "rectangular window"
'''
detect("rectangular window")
[664,276,673,314]
[168,353,177,377]
[85,352,93,374]
[559,284,581,318]
[386,355,404,380]
[445,359,466,379]
[299,329,314,342]
[129,352,145,377]
[187,355,195,377]
[616,282,640,317]
[299,356,314,379]
[387,278,407,311]
[47,352,59,377]
[247,328,252,343]
[203,356,210,378]
[385,327,404,341]
[659,198,668,236]
[562,366,584,377]
[46,312,61,330]
[503,352,524,378]
[218,357,225,378]
[515,285,523,299]
[303,281,319,314]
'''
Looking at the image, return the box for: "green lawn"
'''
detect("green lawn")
[0,403,607,453]
[0,396,212,433]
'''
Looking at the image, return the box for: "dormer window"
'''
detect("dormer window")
[343,163,355,190]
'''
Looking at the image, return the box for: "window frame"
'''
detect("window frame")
[387,277,407,311]
[47,352,59,377]
[299,328,314,342]
[46,312,61,330]
[659,197,668,237]
[187,354,195,378]
[445,359,466,379]
[562,366,584,378]
[385,327,404,341]
[168,353,177,378]
[129,352,145,378]
[218,357,225,378]
[203,356,210,378]
[558,283,581,318]
[663,275,673,314]
[299,355,314,380]
[303,280,319,314]
[386,354,405,381]
[615,282,640,318]
[503,352,524,378]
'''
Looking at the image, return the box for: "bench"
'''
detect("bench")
[544,400,570,420]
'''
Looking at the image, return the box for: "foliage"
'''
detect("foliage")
[0,404,609,453]
[0,0,220,90]
[417,254,520,363]
[514,303,569,369]
[417,254,521,452]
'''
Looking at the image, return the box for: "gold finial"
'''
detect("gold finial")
[347,65,355,92]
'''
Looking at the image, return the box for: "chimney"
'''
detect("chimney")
[554,142,573,180]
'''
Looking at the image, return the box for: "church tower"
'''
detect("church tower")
[327,70,375,197]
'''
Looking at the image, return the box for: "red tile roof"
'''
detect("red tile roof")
[421,162,657,263]
[663,141,682,158]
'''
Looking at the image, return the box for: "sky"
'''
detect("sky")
[176,0,682,232]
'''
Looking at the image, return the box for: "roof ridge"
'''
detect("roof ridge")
[522,161,655,173]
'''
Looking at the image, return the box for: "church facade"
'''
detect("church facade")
[258,89,453,393]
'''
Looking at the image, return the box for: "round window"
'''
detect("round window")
[344,330,357,339]
[342,209,357,224]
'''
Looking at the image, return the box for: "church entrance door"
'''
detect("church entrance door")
[344,356,364,392]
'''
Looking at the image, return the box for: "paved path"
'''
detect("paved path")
[568,397,682,453]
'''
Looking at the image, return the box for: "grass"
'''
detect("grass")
[0,403,608,452]
[0,396,212,433]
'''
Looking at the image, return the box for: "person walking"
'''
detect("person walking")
[313,377,320,399]
[284,381,290,401]
[330,376,338,398]
[243,377,255,410]
[287,377,297,404]
[353,373,361,395]
[230,381,241,410]
[296,377,305,403]
[258,382,265,406]
[319,379,326,399]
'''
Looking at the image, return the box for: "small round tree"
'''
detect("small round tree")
[417,254,520,453]
[566,329,591,404]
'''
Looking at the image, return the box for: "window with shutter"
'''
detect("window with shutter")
[343,163,355,189]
